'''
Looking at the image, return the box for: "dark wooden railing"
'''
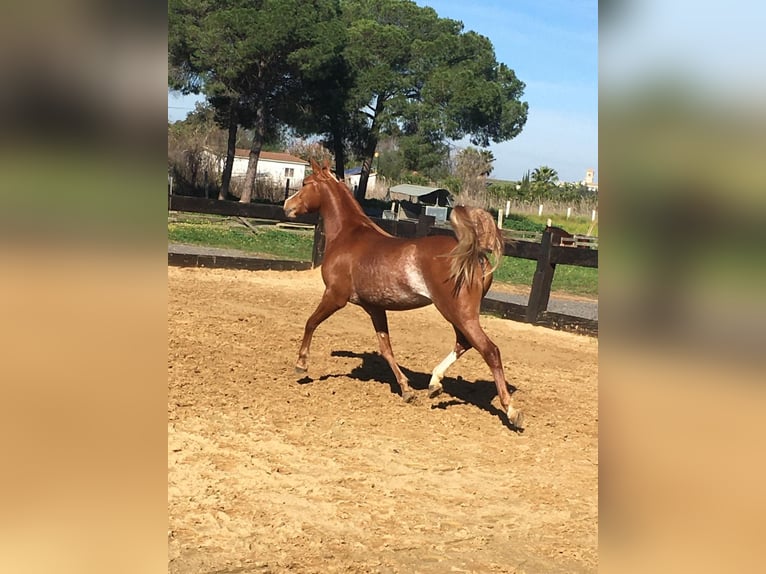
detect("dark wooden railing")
[168,195,597,334]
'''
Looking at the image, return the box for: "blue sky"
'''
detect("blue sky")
[417,0,597,182]
[168,0,598,183]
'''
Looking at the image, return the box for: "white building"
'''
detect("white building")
[582,168,598,192]
[344,166,377,193]
[207,149,310,187]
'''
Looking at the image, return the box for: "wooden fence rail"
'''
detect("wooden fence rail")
[168,195,597,335]
[168,194,319,225]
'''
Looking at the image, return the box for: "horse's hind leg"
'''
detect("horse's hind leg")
[428,327,471,398]
[453,317,524,429]
[296,289,346,372]
[363,306,416,403]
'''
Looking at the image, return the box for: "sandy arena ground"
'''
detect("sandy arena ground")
[168,266,598,573]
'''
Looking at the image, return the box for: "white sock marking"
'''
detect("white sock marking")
[429,351,458,388]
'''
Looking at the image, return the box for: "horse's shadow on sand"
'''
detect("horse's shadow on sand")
[297,350,522,432]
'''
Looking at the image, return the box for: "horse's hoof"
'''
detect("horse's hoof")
[295,365,308,374]
[428,383,443,398]
[507,407,524,430]
[402,390,416,403]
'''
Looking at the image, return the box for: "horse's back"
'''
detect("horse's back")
[340,230,455,265]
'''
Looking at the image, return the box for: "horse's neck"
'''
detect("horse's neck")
[319,183,391,242]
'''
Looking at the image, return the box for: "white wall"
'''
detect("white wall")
[344,172,377,192]
[204,150,307,188]
[230,157,307,187]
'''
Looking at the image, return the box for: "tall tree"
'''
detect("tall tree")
[169,1,251,198]
[397,134,450,180]
[169,0,345,202]
[290,41,355,179]
[336,0,527,200]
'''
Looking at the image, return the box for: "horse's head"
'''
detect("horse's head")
[283,158,334,219]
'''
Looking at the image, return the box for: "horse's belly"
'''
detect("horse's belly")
[350,284,432,310]
[349,253,434,309]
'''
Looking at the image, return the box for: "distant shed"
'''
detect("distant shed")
[388,184,453,207]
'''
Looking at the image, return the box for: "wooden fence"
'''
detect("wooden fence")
[168,195,598,335]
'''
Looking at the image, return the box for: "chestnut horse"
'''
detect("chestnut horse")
[283,159,523,429]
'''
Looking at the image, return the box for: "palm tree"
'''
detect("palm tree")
[478,149,495,177]
[531,165,559,201]
[531,165,559,185]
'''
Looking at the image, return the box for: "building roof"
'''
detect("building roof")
[344,166,380,176]
[344,166,364,176]
[233,149,309,165]
[389,184,449,198]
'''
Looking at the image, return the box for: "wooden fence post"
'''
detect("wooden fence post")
[526,229,556,323]
[311,217,326,268]
[416,214,435,237]
[284,179,290,200]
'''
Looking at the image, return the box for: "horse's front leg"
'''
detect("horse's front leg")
[296,289,346,372]
[363,306,416,403]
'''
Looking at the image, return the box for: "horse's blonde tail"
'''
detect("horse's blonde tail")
[448,206,505,294]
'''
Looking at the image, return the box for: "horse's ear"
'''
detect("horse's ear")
[310,157,321,174]
[322,158,334,179]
